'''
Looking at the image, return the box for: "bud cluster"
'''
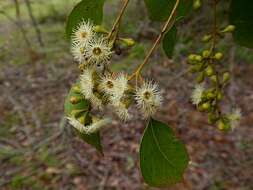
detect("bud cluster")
[65,20,163,135]
[187,24,241,131]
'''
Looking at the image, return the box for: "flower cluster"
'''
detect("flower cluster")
[66,20,163,135]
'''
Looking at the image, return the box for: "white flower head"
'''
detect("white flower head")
[86,117,111,134]
[191,84,205,105]
[110,95,131,121]
[67,116,111,134]
[100,74,116,95]
[80,68,103,109]
[67,117,87,133]
[228,108,242,130]
[112,73,129,99]
[71,43,87,63]
[72,20,94,46]
[135,81,163,118]
[86,37,112,64]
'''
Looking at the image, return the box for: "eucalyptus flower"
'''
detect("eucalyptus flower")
[72,20,94,46]
[135,81,162,118]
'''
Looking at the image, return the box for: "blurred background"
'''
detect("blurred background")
[0,0,252,189]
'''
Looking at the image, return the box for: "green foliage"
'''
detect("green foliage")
[65,0,105,39]
[64,83,103,154]
[163,26,177,58]
[229,0,253,48]
[144,0,193,21]
[140,118,189,187]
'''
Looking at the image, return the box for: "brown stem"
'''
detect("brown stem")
[128,0,180,81]
[24,0,44,47]
[108,0,130,41]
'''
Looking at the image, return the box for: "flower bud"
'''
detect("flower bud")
[202,50,211,58]
[205,65,215,76]
[217,119,231,131]
[221,25,235,33]
[195,55,203,62]
[206,91,216,99]
[214,52,223,60]
[193,0,201,10]
[70,96,82,104]
[93,25,108,34]
[208,113,218,124]
[199,102,211,112]
[210,75,218,84]
[222,72,230,84]
[120,38,135,47]
[216,91,223,100]
[201,35,212,43]
[196,72,205,83]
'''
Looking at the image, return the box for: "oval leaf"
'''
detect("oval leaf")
[66,0,105,39]
[64,83,103,154]
[229,0,253,48]
[163,26,177,58]
[140,118,189,187]
[144,0,193,22]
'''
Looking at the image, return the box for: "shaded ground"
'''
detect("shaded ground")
[0,1,253,190]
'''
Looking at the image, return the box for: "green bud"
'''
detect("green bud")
[214,52,223,60]
[210,75,218,84]
[202,50,211,58]
[195,55,203,62]
[206,91,216,99]
[193,0,201,10]
[72,86,81,93]
[199,102,211,112]
[70,96,82,104]
[202,35,212,43]
[222,72,230,84]
[208,113,218,124]
[120,38,135,47]
[196,72,205,83]
[216,91,223,100]
[217,119,231,131]
[93,25,108,34]
[205,65,215,76]
[221,25,235,33]
[188,54,197,62]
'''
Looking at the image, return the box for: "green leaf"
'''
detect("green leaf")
[64,83,103,154]
[229,0,253,48]
[64,83,90,117]
[140,118,189,187]
[144,0,193,22]
[77,130,103,154]
[163,26,177,58]
[65,0,105,39]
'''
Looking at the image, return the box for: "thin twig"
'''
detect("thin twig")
[108,0,130,41]
[24,0,44,47]
[128,0,180,81]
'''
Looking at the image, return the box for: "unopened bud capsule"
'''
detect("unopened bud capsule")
[94,25,108,33]
[70,96,81,104]
[202,35,212,42]
[199,102,211,111]
[205,65,214,76]
[120,38,135,47]
[193,0,201,10]
[210,75,218,84]
[217,119,230,131]
[202,50,211,58]
[196,72,205,83]
[222,72,230,83]
[217,91,223,100]
[214,52,223,60]
[208,113,218,124]
[221,25,235,33]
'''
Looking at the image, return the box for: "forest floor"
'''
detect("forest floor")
[0,1,253,190]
